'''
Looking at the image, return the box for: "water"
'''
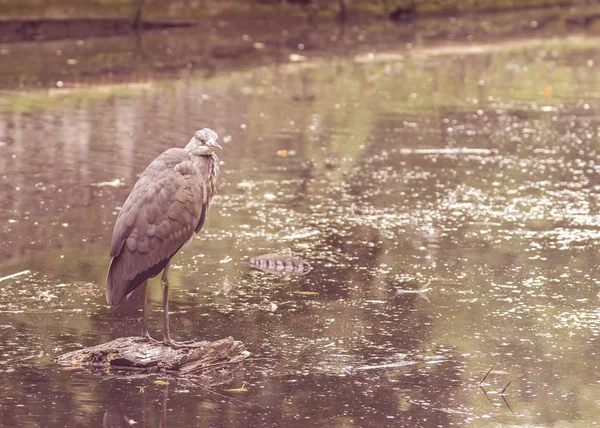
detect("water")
[1,20,600,427]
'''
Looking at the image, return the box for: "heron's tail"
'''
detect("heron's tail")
[106,254,168,305]
[106,257,130,306]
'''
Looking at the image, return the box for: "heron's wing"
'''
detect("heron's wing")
[106,149,206,305]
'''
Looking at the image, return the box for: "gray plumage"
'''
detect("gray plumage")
[106,129,220,309]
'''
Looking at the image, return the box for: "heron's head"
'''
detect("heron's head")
[185,128,222,155]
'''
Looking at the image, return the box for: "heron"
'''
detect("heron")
[106,128,221,349]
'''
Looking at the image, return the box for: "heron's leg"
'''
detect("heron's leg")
[141,280,160,344]
[161,264,173,345]
[161,263,202,349]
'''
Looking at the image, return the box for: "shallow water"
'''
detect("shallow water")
[1,24,600,427]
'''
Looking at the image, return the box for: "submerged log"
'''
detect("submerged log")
[55,336,249,375]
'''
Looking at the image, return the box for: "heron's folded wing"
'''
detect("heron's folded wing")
[110,149,187,257]
[107,151,206,304]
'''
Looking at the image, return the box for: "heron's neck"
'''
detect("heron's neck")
[188,152,219,177]
[184,137,196,152]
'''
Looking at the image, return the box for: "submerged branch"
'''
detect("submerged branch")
[0,270,30,282]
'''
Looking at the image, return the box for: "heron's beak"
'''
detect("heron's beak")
[208,140,223,151]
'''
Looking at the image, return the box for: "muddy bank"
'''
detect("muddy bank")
[0,18,196,43]
[1,4,600,91]
[0,0,598,44]
[0,0,592,20]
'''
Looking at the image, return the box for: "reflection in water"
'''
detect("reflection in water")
[103,406,139,428]
[97,353,464,427]
[1,21,600,427]
[102,384,166,428]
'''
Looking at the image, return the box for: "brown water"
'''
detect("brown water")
[1,22,600,427]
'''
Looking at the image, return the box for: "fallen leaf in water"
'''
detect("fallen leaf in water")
[434,277,459,284]
[72,287,95,295]
[89,179,123,188]
[289,53,306,62]
[225,387,248,393]
[153,380,169,385]
[38,291,58,301]
[226,382,248,393]
[489,370,513,375]
[125,417,137,426]
[353,361,416,371]
[294,291,319,296]
[236,180,255,190]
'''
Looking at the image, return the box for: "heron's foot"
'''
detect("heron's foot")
[141,333,162,345]
[163,338,203,349]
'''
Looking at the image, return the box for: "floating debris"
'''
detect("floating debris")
[242,250,312,277]
[352,361,417,371]
[222,279,232,294]
[280,230,319,241]
[89,179,123,188]
[226,382,249,393]
[0,270,30,283]
[236,180,256,190]
[500,373,520,395]
[277,149,296,157]
[38,290,58,301]
[289,53,306,62]
[399,148,493,155]
[395,281,431,302]
[395,280,431,295]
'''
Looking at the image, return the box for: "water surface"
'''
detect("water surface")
[1,23,600,427]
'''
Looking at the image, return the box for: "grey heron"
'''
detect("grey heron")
[106,128,221,349]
